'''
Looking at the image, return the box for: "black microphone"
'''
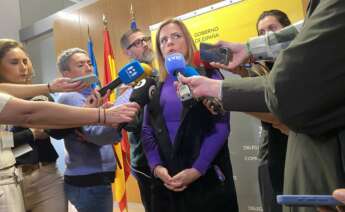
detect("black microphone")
[118,77,157,132]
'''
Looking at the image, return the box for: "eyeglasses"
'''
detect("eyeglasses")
[159,32,183,46]
[127,36,151,49]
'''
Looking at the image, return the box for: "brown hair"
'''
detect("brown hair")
[155,19,196,81]
[0,39,25,62]
[120,28,142,49]
[0,39,32,83]
[256,10,291,35]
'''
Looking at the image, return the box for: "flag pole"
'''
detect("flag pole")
[102,14,123,170]
[102,14,108,29]
[130,3,137,30]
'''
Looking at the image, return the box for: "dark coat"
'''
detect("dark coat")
[147,72,238,212]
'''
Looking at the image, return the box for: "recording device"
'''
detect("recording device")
[118,77,157,132]
[70,74,99,85]
[98,60,152,96]
[165,53,193,103]
[277,195,345,206]
[199,42,232,65]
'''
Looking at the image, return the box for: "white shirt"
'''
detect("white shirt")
[0,93,15,169]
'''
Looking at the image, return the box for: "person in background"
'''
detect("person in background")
[0,42,67,212]
[52,48,125,212]
[119,28,155,212]
[252,10,291,212]
[141,19,238,212]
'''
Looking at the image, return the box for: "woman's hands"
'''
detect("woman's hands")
[154,165,202,192]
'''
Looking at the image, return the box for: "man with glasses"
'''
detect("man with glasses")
[121,29,154,64]
[120,28,155,212]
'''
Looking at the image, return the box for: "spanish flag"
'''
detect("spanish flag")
[103,19,130,212]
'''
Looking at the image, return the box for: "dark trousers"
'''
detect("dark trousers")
[258,160,284,212]
[150,167,238,212]
[133,166,152,212]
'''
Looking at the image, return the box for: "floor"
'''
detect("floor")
[68,202,145,212]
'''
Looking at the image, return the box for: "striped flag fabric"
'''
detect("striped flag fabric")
[87,36,100,89]
[103,25,130,212]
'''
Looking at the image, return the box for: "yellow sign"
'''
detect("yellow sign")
[151,0,304,46]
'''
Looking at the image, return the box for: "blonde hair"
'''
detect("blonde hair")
[0,39,25,62]
[0,39,32,83]
[155,19,197,81]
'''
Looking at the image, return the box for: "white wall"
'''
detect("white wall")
[0,0,21,40]
[18,0,77,173]
[19,0,74,27]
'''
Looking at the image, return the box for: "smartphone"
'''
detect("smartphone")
[199,42,232,65]
[70,74,98,84]
[277,195,345,206]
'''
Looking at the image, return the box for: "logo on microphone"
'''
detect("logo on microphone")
[126,66,138,78]
[133,78,146,89]
[166,53,184,63]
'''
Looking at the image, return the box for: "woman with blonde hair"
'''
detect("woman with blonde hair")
[0,39,67,212]
[0,38,139,212]
[141,19,238,212]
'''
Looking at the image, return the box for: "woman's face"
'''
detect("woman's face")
[159,23,188,59]
[0,47,30,84]
[257,15,284,35]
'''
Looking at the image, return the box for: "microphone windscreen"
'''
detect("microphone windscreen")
[118,60,144,84]
[130,77,157,107]
[165,53,186,77]
[183,66,200,77]
[140,63,153,77]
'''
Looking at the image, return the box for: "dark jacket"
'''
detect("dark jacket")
[146,69,238,212]
[12,94,58,165]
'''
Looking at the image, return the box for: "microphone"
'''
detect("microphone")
[118,77,157,132]
[129,77,157,107]
[166,53,225,115]
[165,53,194,103]
[98,60,152,96]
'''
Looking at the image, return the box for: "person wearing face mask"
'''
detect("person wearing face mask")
[141,19,238,212]
[119,28,156,212]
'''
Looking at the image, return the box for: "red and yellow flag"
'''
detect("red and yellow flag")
[103,25,130,212]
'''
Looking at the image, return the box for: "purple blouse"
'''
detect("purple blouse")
[142,71,230,175]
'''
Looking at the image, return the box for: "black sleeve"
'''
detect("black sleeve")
[45,128,77,140]
[13,129,34,147]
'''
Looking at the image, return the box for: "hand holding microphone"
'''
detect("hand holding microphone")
[165,53,194,105]
[166,52,225,114]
